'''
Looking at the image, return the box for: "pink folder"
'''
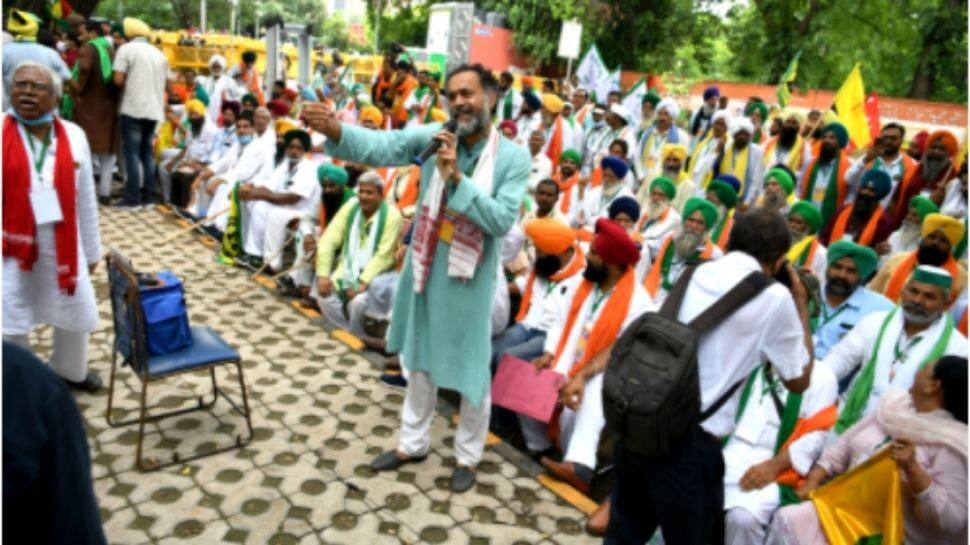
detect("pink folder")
[491,354,566,423]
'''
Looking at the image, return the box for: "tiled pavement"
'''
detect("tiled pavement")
[28,206,601,545]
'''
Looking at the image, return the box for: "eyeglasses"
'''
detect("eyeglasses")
[12,80,52,93]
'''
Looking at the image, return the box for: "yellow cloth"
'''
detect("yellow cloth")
[922,212,966,247]
[7,9,39,38]
[717,143,749,193]
[786,234,815,264]
[185,99,206,117]
[123,17,152,38]
[542,94,564,114]
[359,105,384,127]
[809,447,904,545]
[275,119,298,136]
[430,108,448,122]
[525,218,575,254]
[833,63,872,148]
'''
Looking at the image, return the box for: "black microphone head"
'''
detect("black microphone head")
[443,119,458,133]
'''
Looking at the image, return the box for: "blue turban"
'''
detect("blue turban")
[601,156,629,181]
[608,196,641,223]
[860,169,892,200]
[523,91,541,111]
[703,86,720,101]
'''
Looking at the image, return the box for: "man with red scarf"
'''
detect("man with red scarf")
[3,62,102,392]
[527,218,655,493]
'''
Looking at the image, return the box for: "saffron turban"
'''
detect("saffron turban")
[525,218,575,255]
[827,240,879,280]
[7,9,39,38]
[359,105,384,127]
[922,213,966,247]
[185,99,206,117]
[927,130,959,158]
[683,197,719,231]
[275,118,298,136]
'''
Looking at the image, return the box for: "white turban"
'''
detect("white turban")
[208,54,226,68]
[609,104,631,124]
[656,98,680,119]
[730,116,754,137]
[712,110,730,126]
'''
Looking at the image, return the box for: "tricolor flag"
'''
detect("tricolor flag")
[776,50,801,107]
[594,69,621,105]
[833,63,872,148]
[575,45,607,94]
[621,77,647,127]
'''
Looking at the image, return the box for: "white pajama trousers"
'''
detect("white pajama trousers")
[519,373,605,469]
[4,329,90,382]
[725,507,766,545]
[315,291,368,337]
[94,153,118,198]
[398,370,491,467]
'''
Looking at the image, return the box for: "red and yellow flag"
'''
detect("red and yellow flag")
[833,63,872,149]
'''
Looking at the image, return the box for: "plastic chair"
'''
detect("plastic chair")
[104,249,254,471]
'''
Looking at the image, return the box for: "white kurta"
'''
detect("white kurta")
[3,115,101,335]
[578,183,635,229]
[243,158,320,262]
[200,73,239,123]
[823,309,968,417]
[193,138,274,229]
[723,363,838,526]
[638,207,681,254]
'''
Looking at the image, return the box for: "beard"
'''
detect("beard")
[789,226,807,244]
[452,102,491,138]
[582,261,608,284]
[673,229,703,259]
[825,277,856,298]
[818,144,837,163]
[902,301,941,326]
[762,190,787,211]
[645,200,668,221]
[534,254,562,279]
[853,194,879,217]
[917,243,949,266]
[322,191,345,220]
[921,155,949,181]
[779,126,799,148]
[662,166,681,179]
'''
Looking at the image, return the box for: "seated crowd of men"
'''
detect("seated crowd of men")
[159,53,968,542]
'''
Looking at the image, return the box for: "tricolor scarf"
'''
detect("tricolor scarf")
[554,171,580,214]
[801,152,848,225]
[411,127,500,293]
[545,116,564,172]
[828,205,884,247]
[419,89,437,124]
[883,250,960,304]
[954,217,968,259]
[552,267,636,379]
[643,235,715,297]
[711,210,735,250]
[866,155,918,217]
[787,235,820,270]
[836,307,954,433]
[3,116,79,295]
[339,201,388,291]
[217,183,243,264]
[514,244,585,322]
[390,167,421,211]
[391,75,419,125]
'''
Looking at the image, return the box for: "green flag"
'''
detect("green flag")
[776,50,802,107]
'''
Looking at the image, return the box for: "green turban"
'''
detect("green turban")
[860,169,892,200]
[788,200,823,234]
[827,240,878,280]
[765,167,794,196]
[745,100,768,122]
[909,195,939,222]
[822,122,849,149]
[649,177,676,200]
[283,129,311,151]
[683,197,719,231]
[642,89,661,108]
[317,163,348,185]
[707,178,739,209]
[560,149,582,166]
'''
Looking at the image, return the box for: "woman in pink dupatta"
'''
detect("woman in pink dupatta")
[767,356,968,545]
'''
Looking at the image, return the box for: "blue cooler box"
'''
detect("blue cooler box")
[139,271,193,355]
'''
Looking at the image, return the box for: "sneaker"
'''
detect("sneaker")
[379,373,408,389]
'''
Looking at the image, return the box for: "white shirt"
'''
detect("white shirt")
[846,153,908,209]
[677,251,810,438]
[2,115,100,335]
[639,207,682,255]
[198,73,239,123]
[268,158,321,217]
[822,309,967,417]
[543,276,655,375]
[182,121,220,164]
[529,152,553,193]
[579,183,635,229]
[113,38,169,122]
[516,111,542,147]
[941,177,967,218]
[514,268,583,332]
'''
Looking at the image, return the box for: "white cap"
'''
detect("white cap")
[656,98,680,119]
[208,54,226,68]
[730,116,755,137]
[609,103,631,124]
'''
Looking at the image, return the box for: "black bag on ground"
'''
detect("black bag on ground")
[603,265,771,458]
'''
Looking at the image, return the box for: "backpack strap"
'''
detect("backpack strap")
[688,271,772,333]
[658,262,700,319]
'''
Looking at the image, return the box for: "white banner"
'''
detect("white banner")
[557,20,582,59]
[621,77,647,126]
[575,45,607,92]
[594,69,621,103]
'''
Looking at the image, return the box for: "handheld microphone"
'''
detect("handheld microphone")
[412,119,459,166]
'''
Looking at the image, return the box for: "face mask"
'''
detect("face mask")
[238,134,253,146]
[11,110,53,127]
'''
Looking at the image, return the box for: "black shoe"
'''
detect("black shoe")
[370,450,427,472]
[98,196,112,206]
[64,371,103,393]
[450,466,476,493]
[379,373,407,389]
[277,276,300,297]
[114,201,142,210]
[201,225,223,240]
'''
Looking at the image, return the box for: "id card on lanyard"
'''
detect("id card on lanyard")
[26,128,63,225]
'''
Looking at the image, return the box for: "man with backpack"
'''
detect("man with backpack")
[602,207,814,544]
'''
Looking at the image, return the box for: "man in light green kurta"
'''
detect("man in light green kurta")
[307,65,530,493]
[314,171,402,336]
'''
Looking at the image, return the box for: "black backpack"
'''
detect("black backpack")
[603,264,771,458]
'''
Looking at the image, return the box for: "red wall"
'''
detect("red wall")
[469,23,530,72]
